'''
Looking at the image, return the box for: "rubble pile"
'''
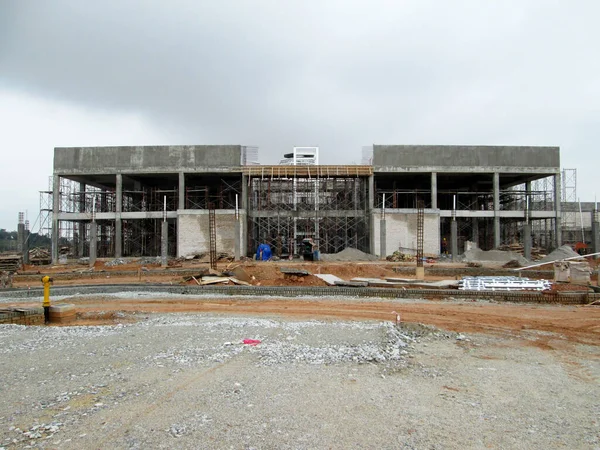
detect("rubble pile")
[28,247,51,265]
[386,251,415,262]
[0,254,21,272]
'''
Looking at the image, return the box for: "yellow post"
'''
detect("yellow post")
[41,276,53,323]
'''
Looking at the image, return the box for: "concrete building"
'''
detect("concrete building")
[47,144,563,263]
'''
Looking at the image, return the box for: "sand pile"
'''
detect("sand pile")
[463,248,528,265]
[536,245,580,264]
[320,247,378,262]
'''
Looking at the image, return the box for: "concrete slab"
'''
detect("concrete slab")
[280,268,312,276]
[315,274,345,286]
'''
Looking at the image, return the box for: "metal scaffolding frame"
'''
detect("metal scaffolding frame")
[248,175,369,256]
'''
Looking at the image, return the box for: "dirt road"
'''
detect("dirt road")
[17,296,599,346]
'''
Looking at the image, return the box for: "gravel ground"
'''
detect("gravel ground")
[1,313,599,449]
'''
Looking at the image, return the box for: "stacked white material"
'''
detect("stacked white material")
[459,276,551,291]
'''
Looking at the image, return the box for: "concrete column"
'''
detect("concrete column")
[430,172,437,209]
[89,221,97,268]
[451,219,458,262]
[554,173,562,247]
[178,172,185,210]
[472,217,479,247]
[115,220,122,258]
[18,222,30,264]
[493,172,501,248]
[591,211,599,257]
[23,229,30,264]
[524,181,532,260]
[241,175,248,210]
[115,174,123,257]
[17,222,24,254]
[368,175,375,254]
[51,175,61,264]
[161,221,168,267]
[523,223,532,261]
[379,219,386,258]
[234,220,241,261]
[78,223,85,257]
[77,183,86,258]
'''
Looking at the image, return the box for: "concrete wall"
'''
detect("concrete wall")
[372,210,440,257]
[373,145,560,172]
[177,210,245,257]
[54,145,243,175]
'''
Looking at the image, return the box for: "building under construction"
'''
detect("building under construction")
[44,144,565,263]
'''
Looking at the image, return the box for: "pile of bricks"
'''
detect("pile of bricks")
[0,307,44,325]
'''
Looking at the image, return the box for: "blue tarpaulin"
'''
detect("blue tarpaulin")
[256,243,272,261]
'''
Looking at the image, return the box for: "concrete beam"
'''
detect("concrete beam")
[58,211,178,221]
[373,145,560,170]
[248,210,367,219]
[54,145,244,175]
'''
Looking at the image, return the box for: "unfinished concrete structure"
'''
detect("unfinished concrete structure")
[46,144,563,263]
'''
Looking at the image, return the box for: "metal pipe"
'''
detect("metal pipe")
[514,251,600,271]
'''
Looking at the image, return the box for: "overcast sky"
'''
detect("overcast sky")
[1,0,599,231]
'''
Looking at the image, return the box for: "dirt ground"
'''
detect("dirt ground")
[5,295,600,347]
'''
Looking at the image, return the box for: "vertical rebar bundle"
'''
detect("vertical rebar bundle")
[209,203,217,270]
[416,201,424,267]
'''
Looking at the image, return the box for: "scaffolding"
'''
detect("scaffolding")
[185,178,241,210]
[561,168,578,244]
[248,175,369,256]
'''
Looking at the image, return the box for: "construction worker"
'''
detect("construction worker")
[441,238,448,255]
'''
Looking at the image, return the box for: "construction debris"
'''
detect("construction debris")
[502,259,522,269]
[459,276,551,291]
[229,277,252,286]
[314,274,345,286]
[200,276,230,285]
[0,271,15,288]
[28,247,51,265]
[497,243,546,260]
[553,261,592,283]
[105,258,127,267]
[385,251,415,262]
[0,255,21,272]
[280,267,312,276]
[334,280,369,287]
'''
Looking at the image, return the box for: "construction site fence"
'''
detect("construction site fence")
[0,284,597,305]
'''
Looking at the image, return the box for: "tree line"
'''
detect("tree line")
[0,229,51,252]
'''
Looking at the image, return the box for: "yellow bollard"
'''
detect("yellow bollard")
[41,276,53,323]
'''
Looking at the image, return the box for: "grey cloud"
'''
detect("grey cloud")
[1,0,599,168]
